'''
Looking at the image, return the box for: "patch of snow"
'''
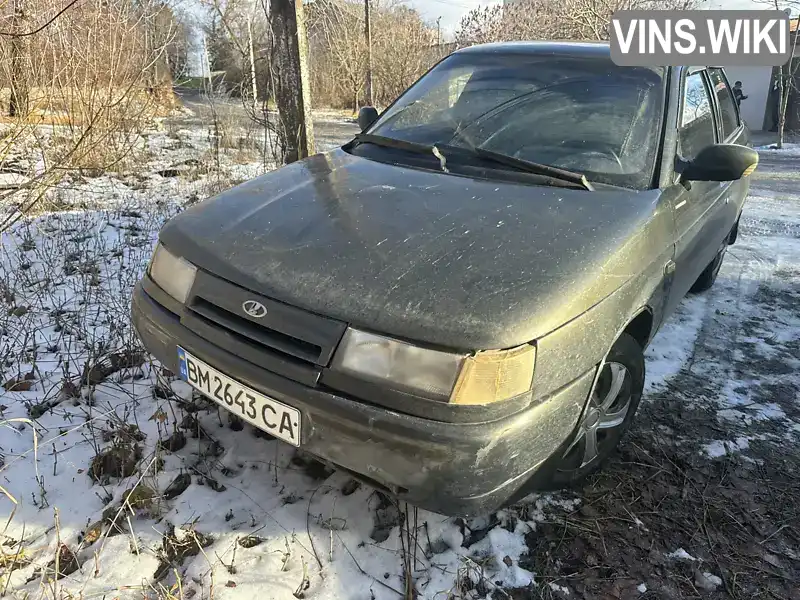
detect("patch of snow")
[645,295,708,392]
[695,570,724,591]
[667,548,698,561]
[0,172,31,189]
[549,581,571,594]
[514,493,581,524]
[475,526,534,588]
[704,436,752,458]
[756,142,800,157]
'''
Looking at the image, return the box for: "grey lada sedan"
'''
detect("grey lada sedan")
[132,42,758,516]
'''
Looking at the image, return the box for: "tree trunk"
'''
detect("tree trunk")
[270,0,316,164]
[776,29,799,149]
[248,13,259,103]
[364,0,373,107]
[8,0,29,118]
[778,82,789,149]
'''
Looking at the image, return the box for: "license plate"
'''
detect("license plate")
[177,347,301,446]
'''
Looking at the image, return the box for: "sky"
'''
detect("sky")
[402,0,786,36]
[404,0,500,34]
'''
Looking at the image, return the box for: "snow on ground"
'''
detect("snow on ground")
[756,142,800,157]
[643,294,707,393]
[1,130,799,599]
[666,548,698,562]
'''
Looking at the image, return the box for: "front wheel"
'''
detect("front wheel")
[690,244,727,293]
[542,333,645,490]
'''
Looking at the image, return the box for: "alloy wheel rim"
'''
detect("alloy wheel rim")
[559,361,632,471]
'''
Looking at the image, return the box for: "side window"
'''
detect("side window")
[708,68,740,139]
[679,72,716,159]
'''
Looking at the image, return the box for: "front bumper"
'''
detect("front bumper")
[132,282,595,516]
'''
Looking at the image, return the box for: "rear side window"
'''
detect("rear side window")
[708,68,739,139]
[679,72,716,159]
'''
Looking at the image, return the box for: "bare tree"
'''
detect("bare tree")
[306,0,435,110]
[308,0,367,112]
[7,0,29,117]
[268,0,315,162]
[364,0,373,106]
[202,0,271,99]
[0,0,179,227]
[372,5,435,106]
[760,1,799,148]
[147,0,193,81]
[455,0,697,46]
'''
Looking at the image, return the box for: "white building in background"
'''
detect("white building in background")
[722,66,773,130]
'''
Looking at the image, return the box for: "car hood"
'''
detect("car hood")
[160,149,665,350]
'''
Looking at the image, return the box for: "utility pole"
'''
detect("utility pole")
[436,16,443,59]
[270,0,316,163]
[247,10,259,104]
[364,0,374,107]
[8,0,28,117]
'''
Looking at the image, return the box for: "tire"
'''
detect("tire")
[690,244,727,294]
[538,333,645,491]
[728,216,740,245]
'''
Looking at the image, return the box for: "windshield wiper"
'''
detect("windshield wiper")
[351,134,594,192]
[352,133,436,155]
[440,145,594,191]
[352,133,456,172]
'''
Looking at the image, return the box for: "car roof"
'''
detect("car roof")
[453,41,612,58]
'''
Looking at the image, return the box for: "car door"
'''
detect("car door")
[667,69,729,310]
[707,67,751,227]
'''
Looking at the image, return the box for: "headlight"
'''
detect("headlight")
[331,328,536,404]
[148,243,197,304]
[450,345,536,405]
[332,328,465,400]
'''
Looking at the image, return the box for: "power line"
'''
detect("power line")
[0,0,82,37]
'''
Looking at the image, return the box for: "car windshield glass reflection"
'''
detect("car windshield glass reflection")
[366,54,666,190]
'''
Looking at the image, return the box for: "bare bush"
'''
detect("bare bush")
[0,0,182,228]
[759,0,800,146]
[372,5,437,108]
[307,0,436,111]
[455,0,698,46]
[202,0,271,99]
[307,0,368,112]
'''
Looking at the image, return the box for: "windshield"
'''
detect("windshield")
[365,52,666,190]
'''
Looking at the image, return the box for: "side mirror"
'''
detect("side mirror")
[680,143,759,183]
[358,106,379,132]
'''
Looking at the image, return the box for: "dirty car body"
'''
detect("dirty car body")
[132,43,757,516]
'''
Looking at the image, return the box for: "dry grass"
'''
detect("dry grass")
[0,87,178,124]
